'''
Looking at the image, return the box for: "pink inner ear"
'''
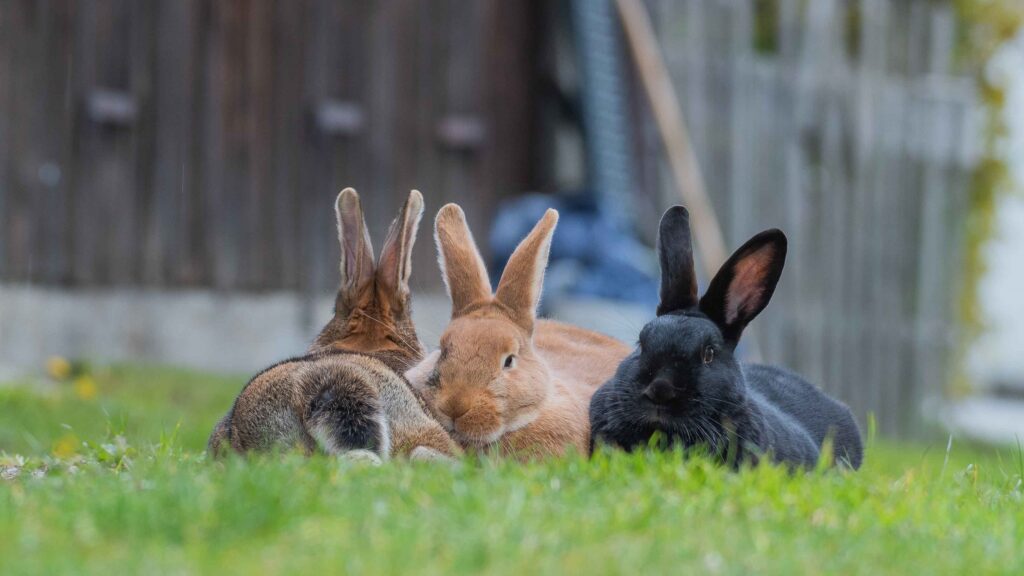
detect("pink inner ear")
[343,239,365,281]
[725,245,776,325]
[339,206,367,279]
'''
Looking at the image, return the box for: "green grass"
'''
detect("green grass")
[2,365,1023,575]
[0,364,240,454]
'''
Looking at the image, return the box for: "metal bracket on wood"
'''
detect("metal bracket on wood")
[86,89,137,127]
[436,115,485,152]
[313,99,365,136]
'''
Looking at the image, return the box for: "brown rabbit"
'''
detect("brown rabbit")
[405,204,631,459]
[208,189,460,463]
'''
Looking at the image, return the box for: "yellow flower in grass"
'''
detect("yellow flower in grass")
[53,433,79,458]
[72,375,98,400]
[46,356,72,380]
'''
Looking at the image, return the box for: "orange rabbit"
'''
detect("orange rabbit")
[406,204,630,458]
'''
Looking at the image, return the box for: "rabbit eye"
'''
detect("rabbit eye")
[702,346,715,365]
[503,354,516,369]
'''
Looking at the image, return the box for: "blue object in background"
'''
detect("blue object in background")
[489,193,659,312]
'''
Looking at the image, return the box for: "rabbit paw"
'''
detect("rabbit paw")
[409,446,456,463]
[340,449,383,466]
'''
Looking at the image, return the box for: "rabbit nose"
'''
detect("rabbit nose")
[444,400,471,422]
[643,379,676,405]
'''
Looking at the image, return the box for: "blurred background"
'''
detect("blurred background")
[0,0,1021,442]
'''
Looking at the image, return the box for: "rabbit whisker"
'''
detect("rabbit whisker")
[354,309,421,355]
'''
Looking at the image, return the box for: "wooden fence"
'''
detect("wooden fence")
[646,0,981,435]
[1,0,982,434]
[0,0,539,293]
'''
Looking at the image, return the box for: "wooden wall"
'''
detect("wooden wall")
[0,0,540,292]
[1,0,985,434]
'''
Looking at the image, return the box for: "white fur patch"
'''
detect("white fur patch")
[434,411,455,432]
[310,410,389,462]
[409,446,455,463]
[455,427,504,448]
[477,429,505,446]
[376,411,392,460]
[503,408,540,435]
[341,450,383,466]
[311,421,341,455]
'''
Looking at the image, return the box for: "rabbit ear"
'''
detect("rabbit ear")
[495,209,558,331]
[377,190,425,303]
[335,188,375,298]
[656,206,699,315]
[699,229,787,345]
[435,203,493,317]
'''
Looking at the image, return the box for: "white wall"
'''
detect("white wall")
[0,285,648,378]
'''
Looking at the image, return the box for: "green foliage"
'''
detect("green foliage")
[1,365,1023,574]
[752,0,780,54]
[951,0,1024,395]
[954,0,1024,69]
[0,364,241,455]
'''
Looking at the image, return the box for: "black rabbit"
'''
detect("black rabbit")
[589,207,862,469]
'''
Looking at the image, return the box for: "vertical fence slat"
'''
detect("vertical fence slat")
[133,0,158,286]
[147,0,194,286]
[0,0,8,281]
[270,0,305,292]
[727,0,753,248]
[244,0,275,290]
[71,0,98,285]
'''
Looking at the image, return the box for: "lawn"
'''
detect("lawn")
[1,364,1022,575]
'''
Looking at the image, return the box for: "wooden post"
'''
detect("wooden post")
[615,0,729,274]
[615,0,762,361]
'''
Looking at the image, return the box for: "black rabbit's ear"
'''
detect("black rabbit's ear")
[656,206,699,315]
[699,229,787,345]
